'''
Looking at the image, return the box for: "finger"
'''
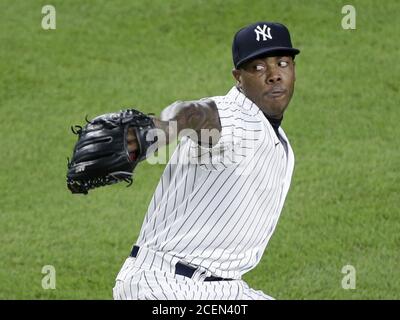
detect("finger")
[127,135,138,143]
[127,141,138,153]
[127,130,138,143]
[127,127,137,139]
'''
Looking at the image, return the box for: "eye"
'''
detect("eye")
[254,64,266,72]
[278,60,289,67]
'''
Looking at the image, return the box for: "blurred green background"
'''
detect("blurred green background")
[0,0,399,299]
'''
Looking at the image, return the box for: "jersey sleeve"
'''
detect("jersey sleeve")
[187,96,250,171]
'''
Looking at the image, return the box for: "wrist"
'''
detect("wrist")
[152,117,174,146]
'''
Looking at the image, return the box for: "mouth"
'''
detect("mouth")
[266,87,286,98]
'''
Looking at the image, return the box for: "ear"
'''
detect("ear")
[232,68,242,86]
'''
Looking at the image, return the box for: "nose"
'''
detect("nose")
[266,68,281,84]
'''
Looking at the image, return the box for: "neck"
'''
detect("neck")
[235,85,283,131]
[265,113,283,126]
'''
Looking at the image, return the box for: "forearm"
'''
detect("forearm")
[152,99,222,147]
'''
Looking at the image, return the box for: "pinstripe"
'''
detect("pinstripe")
[189,149,245,206]
[239,151,286,255]
[188,127,272,263]
[220,151,284,273]
[141,173,162,243]
[114,282,120,300]
[171,143,182,212]
[192,164,197,192]
[187,170,212,203]
[164,272,179,300]
[205,287,211,300]
[204,164,272,267]
[120,260,131,281]
[143,272,158,299]
[222,125,262,132]
[164,171,225,251]
[116,282,121,300]
[136,248,150,269]
[248,166,285,249]
[235,283,240,300]
[115,282,120,300]
[145,162,169,243]
[136,271,142,299]
[219,116,263,124]
[242,153,284,244]
[209,283,215,299]
[152,162,172,246]
[160,164,172,238]
[153,271,169,300]
[220,133,260,140]
[213,165,283,274]
[158,155,180,269]
[194,150,277,272]
[164,168,233,251]
[128,276,134,299]
[118,281,124,300]
[199,284,203,300]
[148,249,158,270]
[158,163,195,252]
[120,280,127,300]
[186,149,272,259]
[176,165,250,253]
[122,281,127,300]
[182,162,189,202]
[212,283,218,299]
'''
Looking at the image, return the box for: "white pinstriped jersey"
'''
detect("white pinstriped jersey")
[134,86,294,280]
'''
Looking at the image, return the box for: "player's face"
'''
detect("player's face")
[232,56,296,118]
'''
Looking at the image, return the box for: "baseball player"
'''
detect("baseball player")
[113,21,300,300]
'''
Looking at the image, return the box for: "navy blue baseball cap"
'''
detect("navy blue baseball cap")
[232,21,300,68]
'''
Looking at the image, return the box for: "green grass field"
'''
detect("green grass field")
[0,0,399,299]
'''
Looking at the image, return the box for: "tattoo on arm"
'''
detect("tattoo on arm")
[155,99,221,146]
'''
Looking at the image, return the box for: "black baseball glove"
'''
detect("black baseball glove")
[67,108,158,194]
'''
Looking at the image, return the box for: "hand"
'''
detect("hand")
[127,127,139,159]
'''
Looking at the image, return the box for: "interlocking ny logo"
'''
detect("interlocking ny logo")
[254,24,272,41]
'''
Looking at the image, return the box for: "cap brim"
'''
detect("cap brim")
[236,47,300,68]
